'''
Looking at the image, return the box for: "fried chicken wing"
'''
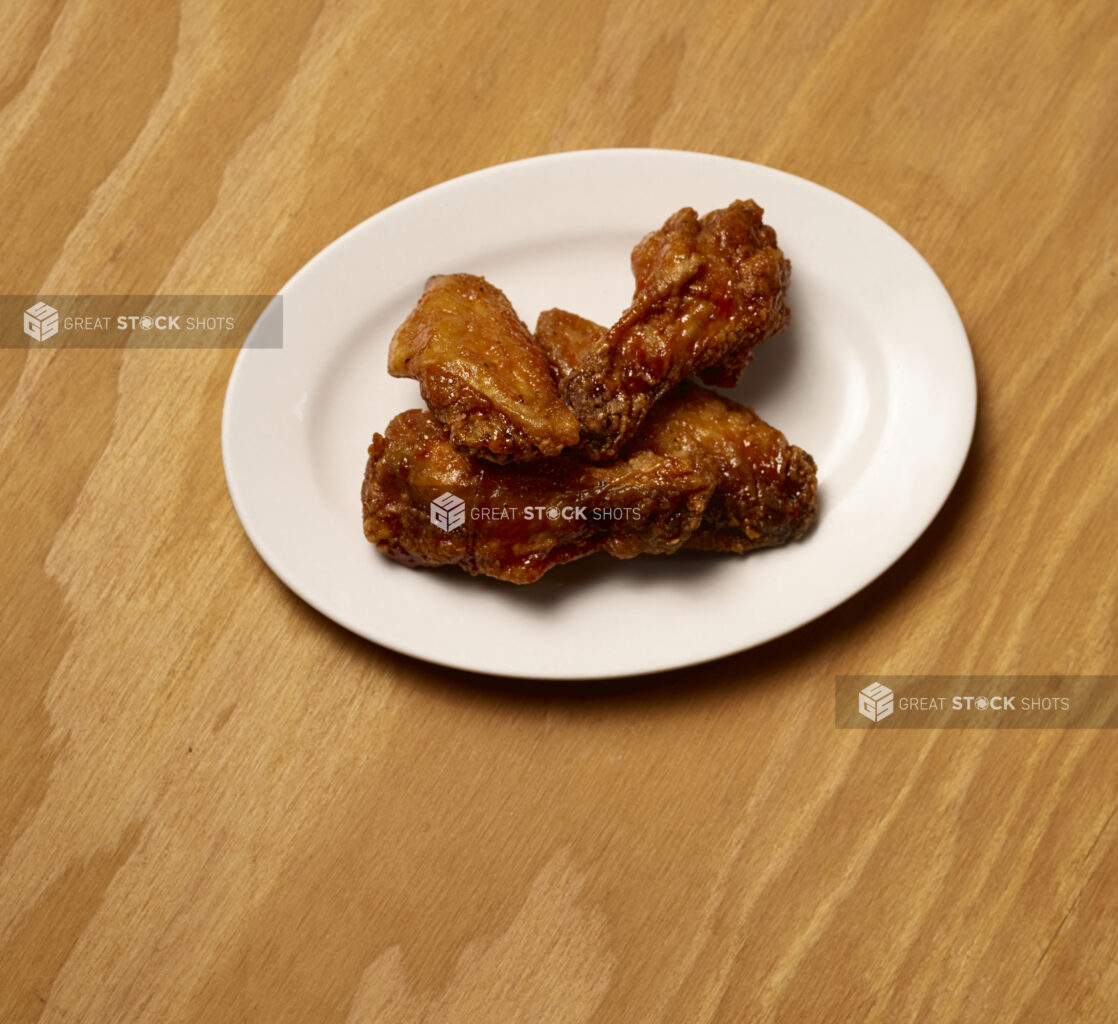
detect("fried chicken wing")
[362,410,714,584]
[538,309,816,551]
[561,200,791,460]
[628,383,816,552]
[388,274,580,463]
[362,389,816,582]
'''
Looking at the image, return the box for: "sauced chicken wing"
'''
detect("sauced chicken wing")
[628,383,816,552]
[388,274,580,462]
[362,410,714,584]
[560,201,790,460]
[537,310,816,551]
[361,394,815,582]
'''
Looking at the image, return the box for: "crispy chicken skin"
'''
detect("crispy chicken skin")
[561,200,791,460]
[362,410,714,584]
[537,310,816,552]
[388,274,580,463]
[629,383,816,552]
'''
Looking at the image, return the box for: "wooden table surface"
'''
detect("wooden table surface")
[2,1,1116,1021]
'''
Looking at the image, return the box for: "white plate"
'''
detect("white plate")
[222,149,975,680]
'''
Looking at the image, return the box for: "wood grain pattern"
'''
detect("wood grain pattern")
[1,0,1116,1021]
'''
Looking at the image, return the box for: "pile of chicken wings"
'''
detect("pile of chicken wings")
[363,200,817,584]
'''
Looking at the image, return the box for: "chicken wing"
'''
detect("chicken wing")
[362,410,714,584]
[362,390,816,582]
[560,200,790,460]
[628,383,816,552]
[388,274,580,462]
[537,309,816,551]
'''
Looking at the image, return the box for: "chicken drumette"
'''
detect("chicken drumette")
[560,200,790,461]
[631,383,817,553]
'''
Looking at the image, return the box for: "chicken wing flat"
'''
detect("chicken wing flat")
[388,274,580,462]
[362,410,713,584]
[627,382,817,552]
[561,200,791,460]
[538,309,816,551]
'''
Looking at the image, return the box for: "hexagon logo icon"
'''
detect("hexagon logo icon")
[24,301,59,342]
[430,492,466,532]
[858,681,894,722]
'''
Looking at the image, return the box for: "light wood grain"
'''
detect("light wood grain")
[2,0,1116,1021]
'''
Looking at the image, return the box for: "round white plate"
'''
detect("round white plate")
[222,149,975,680]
